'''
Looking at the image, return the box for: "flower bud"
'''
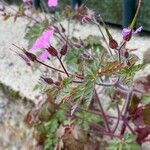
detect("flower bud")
[0,3,5,12]
[54,81,60,86]
[60,43,68,55]
[124,51,129,58]
[24,51,37,61]
[122,28,132,41]
[123,32,132,41]
[74,43,82,48]
[109,38,118,49]
[41,77,54,84]
[47,46,58,57]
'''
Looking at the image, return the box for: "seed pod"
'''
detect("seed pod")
[54,81,60,86]
[124,51,129,58]
[60,43,68,55]
[74,43,82,48]
[41,77,54,84]
[47,46,58,57]
[24,51,37,61]
[109,38,118,49]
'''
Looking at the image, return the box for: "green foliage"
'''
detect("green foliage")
[25,21,49,46]
[118,64,144,83]
[56,79,96,107]
[33,83,48,92]
[64,48,83,73]
[76,111,103,130]
[64,35,106,73]
[43,104,67,149]
[143,92,150,105]
[108,134,140,150]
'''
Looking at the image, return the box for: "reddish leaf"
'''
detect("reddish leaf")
[136,127,150,144]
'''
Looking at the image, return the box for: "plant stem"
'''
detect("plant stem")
[113,104,121,133]
[94,89,112,134]
[57,56,69,77]
[130,0,142,29]
[93,18,113,57]
[120,87,133,135]
[36,60,84,79]
[82,129,122,139]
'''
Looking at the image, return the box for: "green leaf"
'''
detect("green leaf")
[25,22,48,45]
[124,133,136,143]
[143,92,150,105]
[108,139,121,150]
[118,64,144,83]
[61,76,75,87]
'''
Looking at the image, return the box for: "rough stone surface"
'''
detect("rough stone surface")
[0,90,35,150]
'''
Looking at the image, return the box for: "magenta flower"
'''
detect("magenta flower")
[48,0,58,7]
[122,26,142,41]
[122,28,131,37]
[134,26,143,34]
[23,0,32,3]
[30,28,54,52]
[39,50,50,62]
[30,28,54,61]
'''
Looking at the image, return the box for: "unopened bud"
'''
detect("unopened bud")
[123,32,132,41]
[60,43,68,55]
[127,60,131,66]
[0,3,5,11]
[74,43,82,48]
[47,46,58,57]
[42,77,54,84]
[124,51,129,58]
[109,38,118,49]
[54,81,60,86]
[122,28,132,41]
[24,51,37,61]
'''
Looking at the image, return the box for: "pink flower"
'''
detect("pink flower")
[30,28,54,52]
[134,26,143,34]
[48,0,58,7]
[30,28,54,61]
[122,28,132,37]
[122,26,142,41]
[23,0,32,3]
[39,50,50,62]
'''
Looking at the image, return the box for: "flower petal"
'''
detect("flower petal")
[30,28,54,52]
[39,50,49,62]
[134,26,143,34]
[122,28,132,37]
[48,0,58,7]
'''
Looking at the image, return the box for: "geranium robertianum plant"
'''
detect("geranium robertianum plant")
[2,0,150,149]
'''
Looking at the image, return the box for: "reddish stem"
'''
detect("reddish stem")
[94,89,112,135]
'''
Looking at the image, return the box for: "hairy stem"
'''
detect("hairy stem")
[120,87,133,135]
[94,89,112,134]
[57,56,69,77]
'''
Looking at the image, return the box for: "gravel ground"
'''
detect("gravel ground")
[0,5,150,150]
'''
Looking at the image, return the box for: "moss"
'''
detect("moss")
[0,82,34,106]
